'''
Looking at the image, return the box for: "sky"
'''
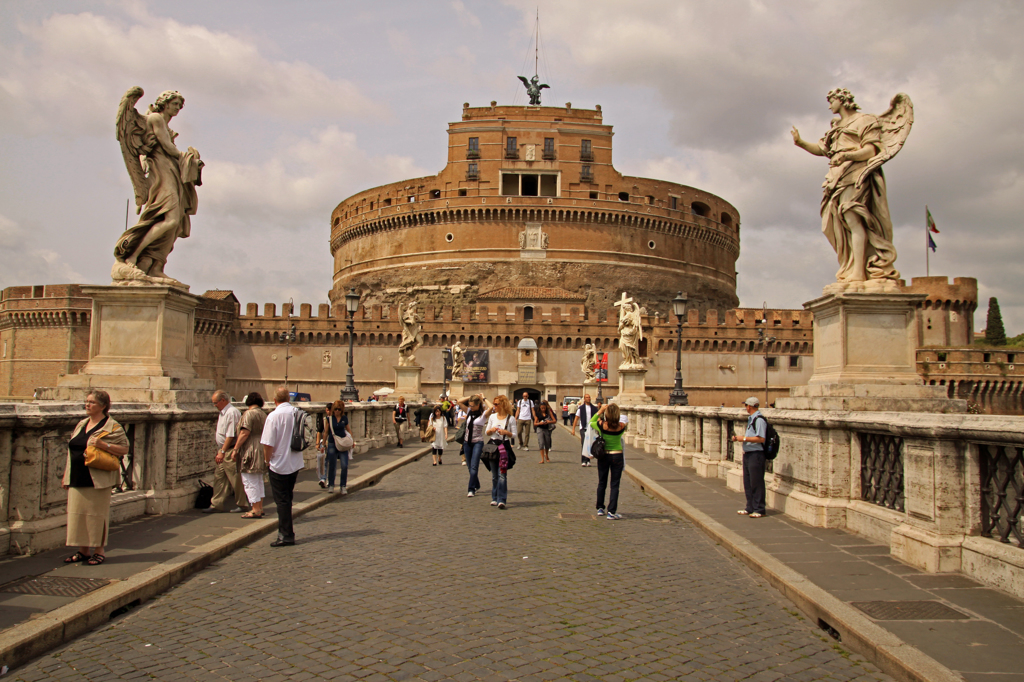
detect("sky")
[1,0,1022,333]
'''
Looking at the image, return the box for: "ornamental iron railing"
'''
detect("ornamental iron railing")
[114,423,137,493]
[860,432,904,512]
[979,443,1024,548]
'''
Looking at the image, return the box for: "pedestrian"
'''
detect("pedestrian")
[320,400,352,494]
[314,404,329,488]
[572,394,599,466]
[233,392,268,518]
[62,389,130,566]
[206,390,249,513]
[393,396,408,447]
[455,402,468,464]
[568,400,579,429]
[415,401,434,442]
[483,395,516,509]
[591,403,628,520]
[561,401,570,426]
[260,386,305,546]
[456,393,491,496]
[534,400,556,464]
[514,391,536,451]
[430,406,448,466]
[731,397,767,518]
[440,394,454,427]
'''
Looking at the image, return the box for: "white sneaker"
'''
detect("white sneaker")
[523,446,529,451]
[581,462,587,467]
[461,461,467,466]
[490,501,498,506]
[497,502,506,509]
[326,486,334,494]
[467,491,475,497]
[340,486,348,495]
[606,513,622,520]
[597,508,606,516]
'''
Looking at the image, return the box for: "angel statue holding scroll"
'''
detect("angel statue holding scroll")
[398,301,422,367]
[112,87,204,286]
[580,343,597,383]
[791,89,913,292]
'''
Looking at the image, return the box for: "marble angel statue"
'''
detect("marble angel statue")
[112,87,204,286]
[617,297,646,370]
[791,89,913,292]
[580,343,597,383]
[398,301,422,366]
[450,341,466,379]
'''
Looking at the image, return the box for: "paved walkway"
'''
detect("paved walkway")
[626,447,1024,682]
[0,439,423,634]
[9,427,890,681]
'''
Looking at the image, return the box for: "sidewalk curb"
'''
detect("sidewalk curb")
[0,445,431,673]
[625,465,964,682]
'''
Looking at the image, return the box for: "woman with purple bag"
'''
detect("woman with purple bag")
[483,395,517,509]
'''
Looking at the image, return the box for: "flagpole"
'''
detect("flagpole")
[925,206,930,277]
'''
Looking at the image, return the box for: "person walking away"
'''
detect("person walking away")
[416,401,434,443]
[430,406,448,465]
[731,397,767,518]
[233,392,268,518]
[514,391,535,450]
[484,395,516,509]
[591,403,628,520]
[314,405,328,488]
[457,394,492,496]
[568,400,579,428]
[321,400,352,494]
[534,401,556,463]
[561,402,570,426]
[62,389,130,566]
[207,390,249,513]
[572,394,599,466]
[393,396,408,447]
[455,403,468,464]
[260,386,305,546]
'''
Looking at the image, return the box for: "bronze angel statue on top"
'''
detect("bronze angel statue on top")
[791,89,913,293]
[517,75,549,105]
[112,86,204,286]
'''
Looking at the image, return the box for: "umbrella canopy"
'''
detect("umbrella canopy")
[373,387,395,396]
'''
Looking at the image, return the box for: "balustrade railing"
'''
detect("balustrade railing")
[114,423,137,493]
[979,443,1024,548]
[860,432,905,512]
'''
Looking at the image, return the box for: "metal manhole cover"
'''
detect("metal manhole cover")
[1,576,110,598]
[558,513,596,520]
[852,600,969,621]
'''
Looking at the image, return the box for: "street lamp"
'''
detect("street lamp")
[340,288,360,402]
[668,291,689,406]
[279,298,296,392]
[758,302,777,407]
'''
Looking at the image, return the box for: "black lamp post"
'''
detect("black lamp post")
[279,297,296,392]
[668,291,689,406]
[340,288,360,402]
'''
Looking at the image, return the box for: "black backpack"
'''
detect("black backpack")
[755,415,780,460]
[290,408,311,451]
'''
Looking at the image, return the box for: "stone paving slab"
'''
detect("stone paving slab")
[624,446,1024,682]
[8,427,892,680]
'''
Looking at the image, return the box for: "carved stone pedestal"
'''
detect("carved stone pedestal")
[394,365,426,402]
[448,380,465,400]
[615,368,653,405]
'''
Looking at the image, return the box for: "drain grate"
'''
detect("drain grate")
[657,478,691,483]
[852,600,969,621]
[1,575,110,598]
[558,513,596,520]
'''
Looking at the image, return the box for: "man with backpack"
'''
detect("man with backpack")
[731,396,768,518]
[260,386,308,546]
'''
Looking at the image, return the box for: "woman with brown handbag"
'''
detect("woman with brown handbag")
[62,389,129,566]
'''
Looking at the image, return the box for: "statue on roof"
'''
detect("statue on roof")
[518,75,550,105]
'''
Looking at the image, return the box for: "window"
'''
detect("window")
[589,191,598,199]
[618,191,630,201]
[580,165,593,182]
[383,198,392,207]
[407,195,415,203]
[501,173,558,197]
[431,189,441,199]
[789,355,800,368]
[505,137,518,158]
[524,306,534,322]
[670,197,678,210]
[467,137,479,159]
[543,137,555,159]
[466,163,479,180]
[691,201,710,217]
[522,174,539,196]
[646,195,654,205]
[984,352,992,363]
[766,356,778,369]
[580,139,593,161]
[721,212,733,226]
[458,188,467,197]
[937,352,947,362]
[1008,353,1016,364]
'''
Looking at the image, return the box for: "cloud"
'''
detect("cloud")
[451,1,482,29]
[0,213,83,286]
[0,7,382,136]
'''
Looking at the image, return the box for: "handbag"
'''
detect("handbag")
[454,418,467,444]
[84,427,122,471]
[330,419,354,451]
[194,479,214,509]
[590,431,607,462]
[425,422,436,440]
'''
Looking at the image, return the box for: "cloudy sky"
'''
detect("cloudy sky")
[1,1,1022,333]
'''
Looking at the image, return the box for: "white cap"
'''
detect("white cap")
[744,396,760,407]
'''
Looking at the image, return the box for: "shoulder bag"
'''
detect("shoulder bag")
[331,418,354,451]
[84,424,123,472]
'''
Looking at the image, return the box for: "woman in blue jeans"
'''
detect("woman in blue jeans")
[319,400,352,494]
[457,394,491,497]
[591,403,628,520]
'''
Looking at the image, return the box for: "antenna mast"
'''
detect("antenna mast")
[535,7,539,76]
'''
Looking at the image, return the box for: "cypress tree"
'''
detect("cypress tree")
[985,297,1007,346]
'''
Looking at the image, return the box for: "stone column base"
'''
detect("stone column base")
[765,482,849,528]
[40,374,215,404]
[656,444,679,460]
[616,368,653,404]
[693,457,720,478]
[777,383,966,412]
[891,524,964,573]
[673,451,695,468]
[394,365,425,402]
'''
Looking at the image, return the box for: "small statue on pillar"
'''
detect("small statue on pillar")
[581,343,597,382]
[615,292,646,370]
[397,301,422,366]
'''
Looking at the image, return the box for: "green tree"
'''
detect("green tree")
[985,297,1007,346]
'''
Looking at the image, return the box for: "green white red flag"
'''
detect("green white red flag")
[926,206,939,233]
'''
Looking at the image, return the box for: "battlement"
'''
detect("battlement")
[901,276,978,309]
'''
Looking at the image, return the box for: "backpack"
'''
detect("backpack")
[290,408,311,451]
[755,415,780,460]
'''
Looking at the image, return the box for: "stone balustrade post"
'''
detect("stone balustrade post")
[656,408,680,460]
[694,413,723,478]
[643,407,663,454]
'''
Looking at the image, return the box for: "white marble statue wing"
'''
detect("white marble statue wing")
[115,86,150,213]
[857,92,914,189]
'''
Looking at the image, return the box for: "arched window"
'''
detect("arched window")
[691,201,710,218]
[523,306,534,322]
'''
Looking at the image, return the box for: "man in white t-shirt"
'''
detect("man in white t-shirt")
[514,391,536,451]
[261,386,305,546]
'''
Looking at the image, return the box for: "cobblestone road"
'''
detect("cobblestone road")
[13,429,891,681]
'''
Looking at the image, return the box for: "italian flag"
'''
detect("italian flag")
[926,207,939,233]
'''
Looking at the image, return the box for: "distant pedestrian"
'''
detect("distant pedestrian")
[416,401,434,442]
[568,401,579,429]
[62,389,129,566]
[457,394,491,496]
[207,390,249,513]
[572,394,599,466]
[561,402,570,426]
[731,397,767,518]
[234,392,268,518]
[514,391,536,451]
[455,403,468,464]
[260,386,305,546]
[591,403,628,520]
[320,400,352,494]
[484,395,517,509]
[314,404,328,488]
[430,406,448,465]
[534,400,556,464]
[393,396,408,447]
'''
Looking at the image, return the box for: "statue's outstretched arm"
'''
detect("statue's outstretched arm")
[791,127,825,156]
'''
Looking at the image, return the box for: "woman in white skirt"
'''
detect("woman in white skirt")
[233,392,268,518]
[430,406,448,465]
[62,389,129,566]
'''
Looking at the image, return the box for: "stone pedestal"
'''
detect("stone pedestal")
[776,291,966,413]
[615,368,653,405]
[448,380,465,400]
[394,365,426,402]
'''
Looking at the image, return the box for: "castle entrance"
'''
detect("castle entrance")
[510,386,542,404]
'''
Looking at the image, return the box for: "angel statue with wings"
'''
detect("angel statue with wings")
[580,343,597,383]
[398,301,423,366]
[517,75,549,105]
[792,89,913,292]
[112,87,204,286]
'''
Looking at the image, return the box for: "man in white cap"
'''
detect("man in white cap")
[730,396,767,518]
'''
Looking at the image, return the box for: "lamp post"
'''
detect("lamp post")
[668,291,689,406]
[340,288,360,402]
[279,298,296,392]
[758,302,777,407]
